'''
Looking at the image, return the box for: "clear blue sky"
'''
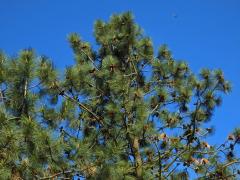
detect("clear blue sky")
[0,0,240,145]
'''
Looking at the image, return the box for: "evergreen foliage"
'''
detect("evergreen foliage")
[0,12,239,179]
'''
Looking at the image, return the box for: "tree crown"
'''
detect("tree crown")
[0,12,239,179]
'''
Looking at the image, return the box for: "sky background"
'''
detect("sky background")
[0,0,240,146]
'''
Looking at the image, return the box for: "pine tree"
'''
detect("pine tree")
[0,12,239,179]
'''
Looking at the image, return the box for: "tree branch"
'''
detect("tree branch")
[39,170,73,180]
[80,49,99,71]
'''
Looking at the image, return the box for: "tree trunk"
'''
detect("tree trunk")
[131,137,143,179]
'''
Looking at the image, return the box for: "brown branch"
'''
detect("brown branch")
[124,72,137,77]
[153,141,162,180]
[132,137,143,178]
[163,149,187,172]
[62,92,102,124]
[28,81,42,89]
[23,79,28,97]
[80,49,99,71]
[165,163,180,178]
[39,170,73,180]
[199,160,240,179]
[150,104,159,114]
[85,81,105,95]
[187,97,201,145]
[123,112,143,178]
[222,160,240,169]
[129,57,138,74]
[54,83,103,125]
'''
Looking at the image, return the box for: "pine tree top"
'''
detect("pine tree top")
[0,12,239,179]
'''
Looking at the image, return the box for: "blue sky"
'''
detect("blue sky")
[0,0,240,146]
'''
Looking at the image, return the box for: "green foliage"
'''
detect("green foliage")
[0,13,239,180]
